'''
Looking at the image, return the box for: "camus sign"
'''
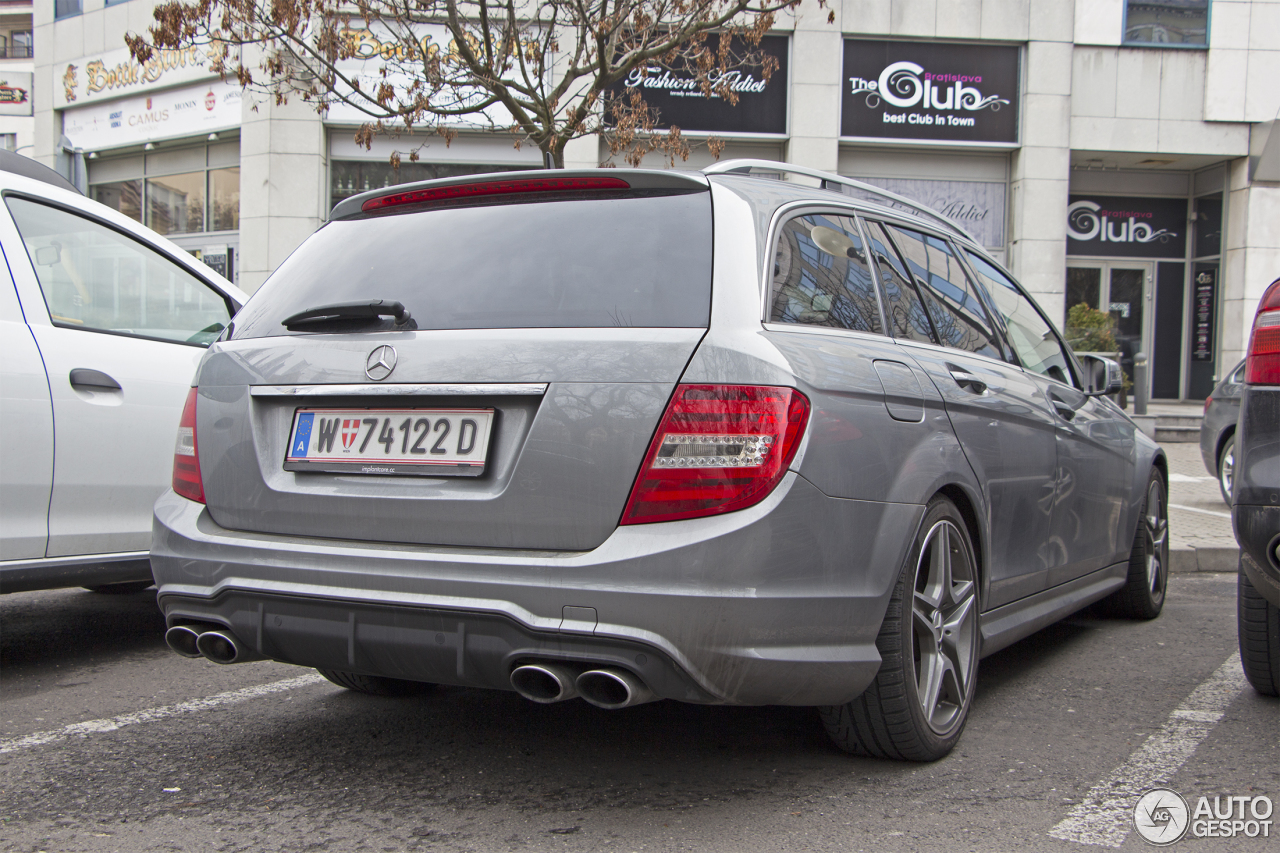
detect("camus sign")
[841,40,1019,144]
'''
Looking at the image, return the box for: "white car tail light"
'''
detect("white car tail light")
[621,384,810,525]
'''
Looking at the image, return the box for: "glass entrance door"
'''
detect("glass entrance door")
[1065,261,1154,397]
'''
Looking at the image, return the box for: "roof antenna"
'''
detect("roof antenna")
[543,150,556,169]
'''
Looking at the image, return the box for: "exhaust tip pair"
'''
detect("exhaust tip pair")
[165,624,262,664]
[510,663,655,710]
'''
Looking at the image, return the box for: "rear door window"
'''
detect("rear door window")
[769,212,884,334]
[863,220,937,345]
[232,191,713,337]
[879,224,1003,360]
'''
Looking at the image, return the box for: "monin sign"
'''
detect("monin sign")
[842,40,1019,143]
[1066,196,1186,259]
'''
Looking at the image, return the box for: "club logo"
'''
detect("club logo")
[340,418,360,450]
[365,345,397,381]
[1134,788,1190,845]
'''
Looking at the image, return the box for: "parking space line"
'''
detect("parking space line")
[0,673,326,756]
[1169,503,1232,520]
[1048,652,1247,847]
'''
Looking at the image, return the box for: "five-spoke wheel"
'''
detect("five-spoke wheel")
[821,496,981,761]
[1101,468,1168,619]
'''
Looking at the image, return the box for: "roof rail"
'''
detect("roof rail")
[703,158,977,243]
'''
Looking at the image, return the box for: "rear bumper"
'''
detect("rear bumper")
[1235,505,1280,608]
[151,472,923,705]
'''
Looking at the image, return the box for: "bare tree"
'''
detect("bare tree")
[127,0,826,167]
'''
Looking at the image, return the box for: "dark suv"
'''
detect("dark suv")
[1235,277,1280,696]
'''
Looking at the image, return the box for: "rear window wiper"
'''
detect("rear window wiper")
[282,300,414,331]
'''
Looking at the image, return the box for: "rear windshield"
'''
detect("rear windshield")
[232,191,713,337]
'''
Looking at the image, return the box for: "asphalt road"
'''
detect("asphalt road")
[1,573,1275,853]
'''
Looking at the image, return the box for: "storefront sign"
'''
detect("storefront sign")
[56,45,217,109]
[62,80,242,150]
[604,35,788,135]
[1192,265,1216,362]
[833,177,1005,248]
[0,72,32,116]
[1066,195,1186,258]
[326,24,534,127]
[841,40,1019,144]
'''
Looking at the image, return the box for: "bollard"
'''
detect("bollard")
[1134,352,1148,416]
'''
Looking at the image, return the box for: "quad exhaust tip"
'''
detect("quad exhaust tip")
[575,667,656,710]
[164,625,204,658]
[166,623,263,664]
[510,663,582,703]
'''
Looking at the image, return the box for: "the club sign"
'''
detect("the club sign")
[842,40,1019,144]
[1066,195,1186,259]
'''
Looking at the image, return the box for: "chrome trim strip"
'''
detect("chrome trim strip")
[250,383,549,397]
[0,551,149,570]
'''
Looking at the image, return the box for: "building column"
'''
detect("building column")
[1222,157,1280,368]
[786,12,841,175]
[237,89,327,294]
[1008,38,1074,322]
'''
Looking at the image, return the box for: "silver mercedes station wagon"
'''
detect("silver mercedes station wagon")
[152,161,1169,761]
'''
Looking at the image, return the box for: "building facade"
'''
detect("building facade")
[33,0,1280,400]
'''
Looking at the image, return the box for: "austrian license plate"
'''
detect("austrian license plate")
[284,408,494,477]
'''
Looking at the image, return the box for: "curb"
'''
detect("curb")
[1169,546,1239,573]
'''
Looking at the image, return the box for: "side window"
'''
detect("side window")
[7,197,231,347]
[964,250,1079,388]
[863,220,937,345]
[770,212,884,334]
[879,224,1002,360]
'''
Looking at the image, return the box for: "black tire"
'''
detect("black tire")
[820,496,981,762]
[84,581,154,594]
[1217,435,1235,506]
[1238,561,1280,697]
[1100,468,1168,619]
[316,669,437,696]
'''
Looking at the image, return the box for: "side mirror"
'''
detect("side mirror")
[1079,353,1123,397]
[34,245,60,266]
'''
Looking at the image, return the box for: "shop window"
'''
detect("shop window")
[769,213,883,335]
[147,172,206,235]
[0,134,15,152]
[89,146,239,236]
[92,180,143,222]
[1124,1,1208,47]
[330,161,524,212]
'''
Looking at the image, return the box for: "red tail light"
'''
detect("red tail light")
[172,387,205,504]
[620,385,810,525]
[361,176,631,212]
[1245,278,1280,385]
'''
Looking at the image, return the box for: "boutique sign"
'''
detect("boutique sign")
[1066,196,1186,259]
[841,40,1019,144]
[603,35,788,135]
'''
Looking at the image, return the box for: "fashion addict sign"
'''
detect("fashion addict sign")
[1067,196,1186,259]
[842,40,1019,144]
[605,35,788,135]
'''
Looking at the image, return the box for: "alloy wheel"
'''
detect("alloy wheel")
[911,519,979,736]
[1143,479,1169,595]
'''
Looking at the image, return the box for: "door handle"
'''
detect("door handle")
[69,368,122,391]
[948,369,987,394]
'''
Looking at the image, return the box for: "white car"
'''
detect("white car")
[0,152,246,594]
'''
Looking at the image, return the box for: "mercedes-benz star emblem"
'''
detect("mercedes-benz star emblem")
[365,345,397,381]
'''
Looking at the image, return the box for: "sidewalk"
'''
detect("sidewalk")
[1160,440,1239,574]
